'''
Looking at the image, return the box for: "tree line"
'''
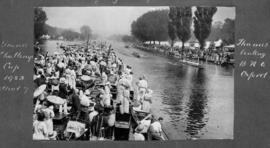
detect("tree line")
[34,8,93,42]
[131,10,169,44]
[131,7,235,50]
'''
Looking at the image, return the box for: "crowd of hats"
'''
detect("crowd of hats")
[33,40,142,140]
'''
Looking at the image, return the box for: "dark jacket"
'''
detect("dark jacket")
[58,83,68,99]
[71,93,81,114]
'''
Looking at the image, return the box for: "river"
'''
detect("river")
[41,40,234,140]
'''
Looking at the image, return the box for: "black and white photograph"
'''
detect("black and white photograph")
[33,6,235,141]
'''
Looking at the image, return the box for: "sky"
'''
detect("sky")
[43,7,235,37]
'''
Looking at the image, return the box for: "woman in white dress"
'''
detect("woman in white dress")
[142,89,153,113]
[42,105,57,139]
[33,111,49,140]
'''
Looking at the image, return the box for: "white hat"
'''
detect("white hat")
[135,124,144,133]
[85,89,91,96]
[59,77,66,83]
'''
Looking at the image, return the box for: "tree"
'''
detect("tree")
[193,7,217,50]
[34,8,48,41]
[80,25,92,41]
[175,7,192,50]
[168,7,177,48]
[131,10,169,44]
[207,21,223,41]
[61,29,80,41]
[154,10,169,44]
[80,25,92,48]
[221,18,235,45]
[122,35,136,43]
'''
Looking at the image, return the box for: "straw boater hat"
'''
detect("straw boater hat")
[59,77,66,83]
[81,75,91,81]
[135,124,144,133]
[121,78,130,88]
[105,82,111,86]
[46,95,65,105]
[133,100,141,108]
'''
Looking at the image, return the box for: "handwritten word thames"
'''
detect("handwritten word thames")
[237,38,269,48]
[0,41,27,48]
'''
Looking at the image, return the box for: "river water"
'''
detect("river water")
[42,40,234,140]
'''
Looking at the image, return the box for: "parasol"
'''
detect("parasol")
[34,84,47,98]
[47,95,65,105]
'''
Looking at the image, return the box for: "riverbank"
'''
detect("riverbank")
[133,43,234,67]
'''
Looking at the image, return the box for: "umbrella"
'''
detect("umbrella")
[47,95,65,105]
[81,75,91,81]
[34,84,47,98]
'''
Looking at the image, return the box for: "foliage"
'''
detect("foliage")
[122,35,136,43]
[80,25,92,41]
[207,19,235,45]
[131,9,169,43]
[34,8,48,41]
[175,7,192,49]
[221,18,235,45]
[193,7,217,49]
[60,29,81,41]
[168,7,177,47]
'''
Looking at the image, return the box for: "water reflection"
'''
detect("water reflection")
[185,68,208,138]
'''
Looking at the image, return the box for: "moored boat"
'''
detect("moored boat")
[179,59,203,68]
[132,52,141,58]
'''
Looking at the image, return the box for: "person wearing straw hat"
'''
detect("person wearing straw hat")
[42,103,57,140]
[69,66,76,89]
[133,124,145,141]
[136,76,148,102]
[89,103,98,123]
[46,63,53,76]
[34,69,46,87]
[101,71,108,85]
[58,77,68,114]
[119,80,130,114]
[34,85,47,113]
[101,90,111,107]
[70,88,81,115]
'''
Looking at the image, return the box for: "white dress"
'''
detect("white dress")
[120,89,130,114]
[43,108,55,135]
[33,120,49,140]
